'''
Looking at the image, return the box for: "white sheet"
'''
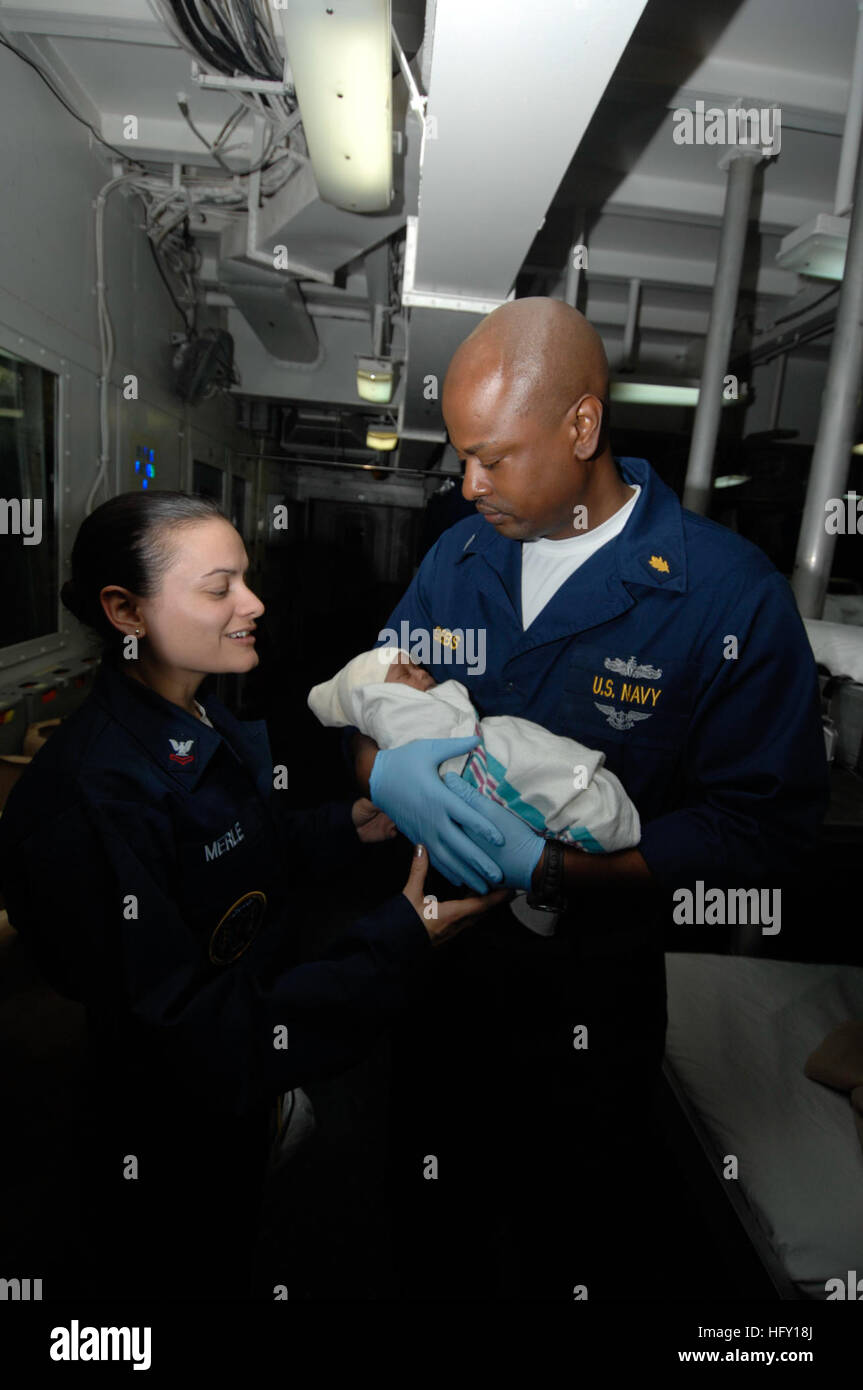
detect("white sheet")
[664,953,863,1299]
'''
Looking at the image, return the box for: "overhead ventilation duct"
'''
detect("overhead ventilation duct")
[218,261,319,363]
[276,0,394,212]
[219,140,417,281]
[158,0,420,284]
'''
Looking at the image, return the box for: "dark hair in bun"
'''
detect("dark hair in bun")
[61,491,227,661]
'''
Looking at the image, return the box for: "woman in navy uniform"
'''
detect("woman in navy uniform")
[0,491,506,1301]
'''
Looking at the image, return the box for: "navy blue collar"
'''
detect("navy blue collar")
[91,663,272,797]
[455,457,688,596]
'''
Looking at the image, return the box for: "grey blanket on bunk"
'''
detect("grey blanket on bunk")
[804,1022,863,1155]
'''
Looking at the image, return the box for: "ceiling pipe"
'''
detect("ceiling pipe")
[205,292,369,321]
[682,149,763,514]
[791,104,863,617]
[237,452,430,479]
[768,352,787,431]
[621,277,642,370]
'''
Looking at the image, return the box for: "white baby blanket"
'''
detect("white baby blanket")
[310,669,640,854]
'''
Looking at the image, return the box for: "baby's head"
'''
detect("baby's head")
[383,650,436,692]
[308,645,438,728]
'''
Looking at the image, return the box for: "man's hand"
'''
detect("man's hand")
[446,772,654,888]
[351,797,399,844]
[442,772,545,891]
[369,737,506,894]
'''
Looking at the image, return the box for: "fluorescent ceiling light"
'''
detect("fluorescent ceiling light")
[279,1,393,212]
[610,380,700,406]
[366,428,398,451]
[610,378,749,407]
[356,355,394,403]
[714,474,752,489]
[776,213,848,281]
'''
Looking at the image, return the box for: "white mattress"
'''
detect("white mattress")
[664,954,863,1299]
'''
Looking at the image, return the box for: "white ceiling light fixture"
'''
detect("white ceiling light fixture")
[278,0,393,213]
[356,355,394,403]
[776,213,849,282]
[366,428,398,450]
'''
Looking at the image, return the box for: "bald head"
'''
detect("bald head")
[444,297,609,432]
[442,298,629,542]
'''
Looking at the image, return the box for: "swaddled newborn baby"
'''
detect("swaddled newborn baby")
[308,646,641,867]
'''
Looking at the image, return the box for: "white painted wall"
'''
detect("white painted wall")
[0,42,255,675]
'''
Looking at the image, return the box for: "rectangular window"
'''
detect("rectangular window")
[193,459,224,505]
[230,473,247,535]
[0,347,57,646]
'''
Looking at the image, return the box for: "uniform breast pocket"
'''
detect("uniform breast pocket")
[556,645,701,770]
[175,795,276,957]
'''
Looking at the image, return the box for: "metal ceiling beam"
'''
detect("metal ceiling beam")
[617,44,851,120]
[598,174,828,235]
[410,0,649,302]
[579,246,797,297]
[0,4,171,45]
[605,80,846,137]
[400,0,649,445]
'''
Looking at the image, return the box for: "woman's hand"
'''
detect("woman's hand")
[401,843,511,946]
[351,797,399,844]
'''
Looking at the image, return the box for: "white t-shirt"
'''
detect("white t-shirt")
[520,485,641,629]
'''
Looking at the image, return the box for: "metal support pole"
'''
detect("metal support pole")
[683,150,762,514]
[791,104,863,617]
[835,1,863,215]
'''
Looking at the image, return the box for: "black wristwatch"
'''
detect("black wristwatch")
[526,838,568,912]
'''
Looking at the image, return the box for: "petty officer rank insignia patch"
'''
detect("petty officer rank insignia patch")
[209,890,267,965]
[169,737,195,766]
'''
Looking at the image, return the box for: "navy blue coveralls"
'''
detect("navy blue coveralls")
[363,455,830,1297]
[0,660,431,1300]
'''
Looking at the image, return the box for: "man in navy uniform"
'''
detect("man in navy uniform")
[353,297,830,1299]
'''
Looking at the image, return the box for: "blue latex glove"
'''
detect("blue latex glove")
[443,772,546,891]
[369,737,505,893]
